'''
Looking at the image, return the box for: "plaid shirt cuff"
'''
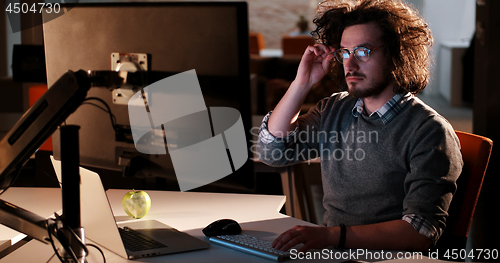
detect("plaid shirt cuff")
[258,112,298,145]
[403,214,442,245]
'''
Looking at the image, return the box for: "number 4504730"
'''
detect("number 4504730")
[444,249,498,260]
[5,2,60,14]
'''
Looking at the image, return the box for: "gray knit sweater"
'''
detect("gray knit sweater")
[257,92,463,234]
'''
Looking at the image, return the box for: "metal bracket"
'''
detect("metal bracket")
[111,53,149,105]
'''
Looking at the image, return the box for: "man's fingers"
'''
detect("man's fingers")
[271,233,285,248]
[322,53,335,69]
[279,234,304,251]
[316,44,336,59]
[272,231,295,250]
[272,225,310,251]
[274,226,333,253]
[272,227,297,246]
[272,226,302,250]
[305,44,334,58]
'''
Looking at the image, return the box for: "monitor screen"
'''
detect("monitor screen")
[42,2,254,192]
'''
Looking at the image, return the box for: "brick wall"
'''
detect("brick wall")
[248,0,322,49]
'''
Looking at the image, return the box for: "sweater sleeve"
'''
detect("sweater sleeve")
[403,115,463,243]
[256,98,327,167]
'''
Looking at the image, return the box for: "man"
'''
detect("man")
[257,0,463,253]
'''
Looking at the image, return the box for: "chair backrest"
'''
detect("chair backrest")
[29,85,52,151]
[249,32,265,55]
[444,131,492,239]
[281,35,315,55]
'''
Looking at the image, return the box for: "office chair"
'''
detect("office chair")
[434,131,493,255]
[281,35,315,55]
[249,32,265,55]
[29,84,52,151]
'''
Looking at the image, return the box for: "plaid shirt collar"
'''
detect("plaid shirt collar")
[352,92,412,124]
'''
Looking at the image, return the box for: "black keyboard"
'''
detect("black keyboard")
[118,227,168,252]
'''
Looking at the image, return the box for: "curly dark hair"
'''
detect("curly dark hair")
[311,0,433,94]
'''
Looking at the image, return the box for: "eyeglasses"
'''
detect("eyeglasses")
[334,46,383,64]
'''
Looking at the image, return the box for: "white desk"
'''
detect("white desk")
[0,187,62,251]
[0,187,444,263]
[0,187,313,262]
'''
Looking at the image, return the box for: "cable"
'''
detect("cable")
[47,216,81,263]
[47,217,76,263]
[87,244,106,263]
[81,97,118,133]
[45,253,57,263]
[46,213,106,263]
[46,213,87,263]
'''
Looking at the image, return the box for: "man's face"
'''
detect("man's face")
[340,22,393,98]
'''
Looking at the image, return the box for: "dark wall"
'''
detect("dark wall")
[469,0,500,260]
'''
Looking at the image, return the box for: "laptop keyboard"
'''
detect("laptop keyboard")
[118,227,168,252]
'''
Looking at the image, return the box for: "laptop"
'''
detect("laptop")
[50,156,210,259]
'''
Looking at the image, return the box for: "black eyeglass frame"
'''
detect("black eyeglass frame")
[334,46,384,64]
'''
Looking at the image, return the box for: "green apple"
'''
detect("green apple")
[122,190,151,219]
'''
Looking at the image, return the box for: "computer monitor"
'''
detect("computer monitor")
[42,2,254,192]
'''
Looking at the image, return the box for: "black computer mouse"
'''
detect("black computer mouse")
[202,219,242,237]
